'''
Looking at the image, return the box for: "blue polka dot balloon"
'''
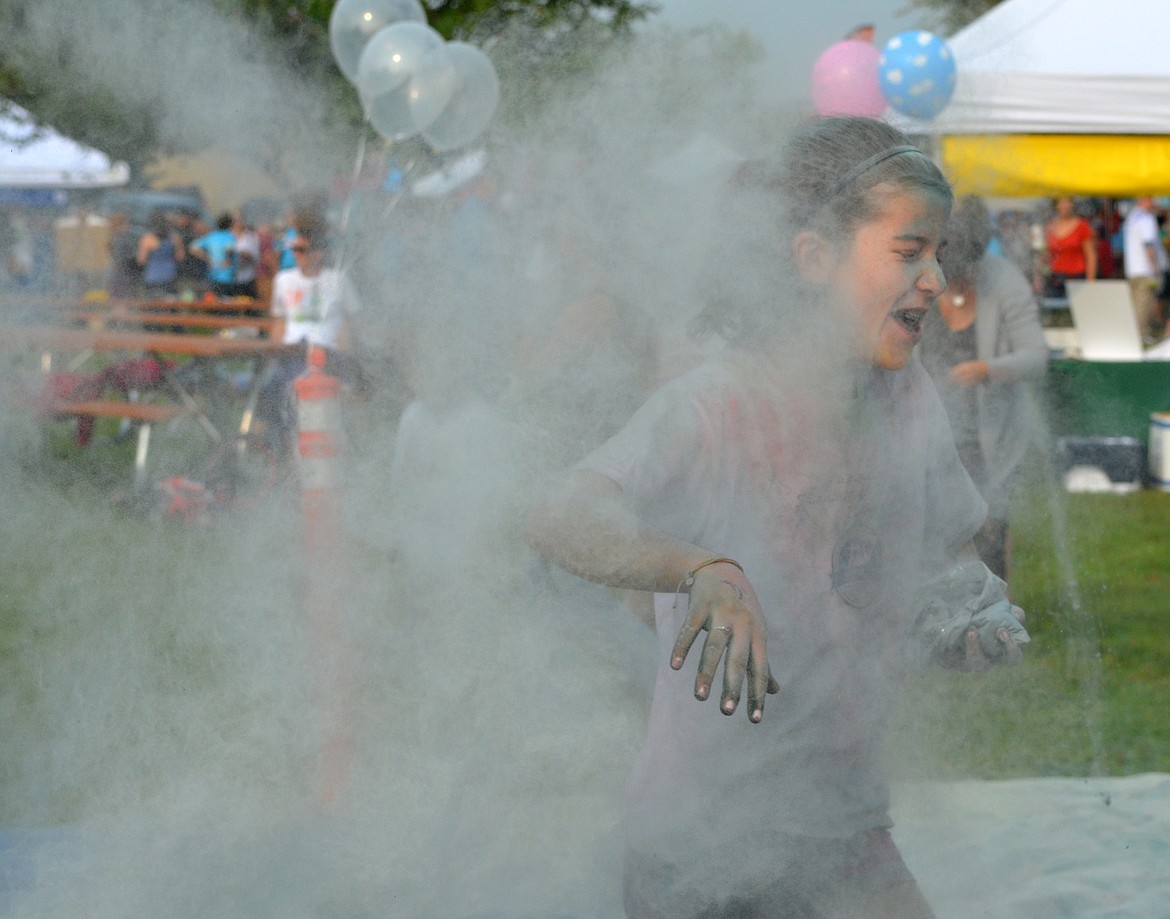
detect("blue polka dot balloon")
[878,30,957,120]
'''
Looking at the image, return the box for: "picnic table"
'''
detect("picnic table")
[68,308,282,335]
[6,294,271,315]
[0,325,292,359]
[0,297,298,497]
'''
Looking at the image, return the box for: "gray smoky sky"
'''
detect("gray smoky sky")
[9,0,344,188]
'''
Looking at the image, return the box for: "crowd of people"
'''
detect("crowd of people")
[0,196,329,305]
[107,206,278,303]
[0,191,363,463]
[1005,193,1170,343]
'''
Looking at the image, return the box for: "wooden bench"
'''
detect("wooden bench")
[4,295,272,320]
[69,309,281,334]
[44,399,186,490]
[46,399,184,424]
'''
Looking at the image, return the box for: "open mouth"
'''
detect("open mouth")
[891,308,925,335]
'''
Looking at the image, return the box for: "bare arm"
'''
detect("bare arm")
[1082,228,1098,281]
[136,233,156,267]
[527,470,708,593]
[982,256,1049,384]
[1145,243,1161,276]
[187,239,210,263]
[527,470,778,720]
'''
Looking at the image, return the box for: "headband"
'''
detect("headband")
[824,145,924,203]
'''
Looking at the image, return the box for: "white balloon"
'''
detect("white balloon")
[357,22,443,98]
[406,45,459,135]
[421,42,500,153]
[364,86,417,142]
[329,0,426,83]
[357,22,447,141]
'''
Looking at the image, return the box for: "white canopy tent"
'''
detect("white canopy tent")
[924,0,1170,135]
[894,0,1170,196]
[0,100,129,189]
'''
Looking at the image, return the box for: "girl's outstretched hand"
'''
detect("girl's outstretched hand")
[670,562,780,723]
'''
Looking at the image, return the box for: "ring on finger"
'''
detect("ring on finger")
[712,625,732,635]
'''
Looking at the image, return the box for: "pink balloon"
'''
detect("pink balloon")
[810,40,886,118]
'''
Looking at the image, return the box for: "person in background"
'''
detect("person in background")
[188,213,237,298]
[992,209,1038,284]
[509,213,658,472]
[1121,196,1169,342]
[273,206,300,273]
[1042,195,1097,298]
[255,221,277,306]
[921,195,1049,585]
[107,212,140,298]
[526,117,1026,919]
[256,219,362,459]
[230,212,261,300]
[3,205,33,288]
[24,211,57,295]
[1093,209,1118,280]
[136,210,184,298]
[172,207,207,298]
[269,192,331,280]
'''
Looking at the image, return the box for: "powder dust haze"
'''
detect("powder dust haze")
[0,2,1146,918]
[0,2,807,916]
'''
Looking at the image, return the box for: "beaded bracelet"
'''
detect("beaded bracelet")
[673,556,744,607]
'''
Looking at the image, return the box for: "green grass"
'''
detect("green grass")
[0,414,314,824]
[888,461,1170,780]
[3,414,1169,829]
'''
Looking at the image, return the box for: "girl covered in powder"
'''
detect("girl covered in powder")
[527,117,1027,918]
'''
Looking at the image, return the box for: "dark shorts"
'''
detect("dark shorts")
[623,828,926,919]
[1043,272,1085,299]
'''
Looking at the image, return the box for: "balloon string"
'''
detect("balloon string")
[333,149,419,279]
[334,128,369,275]
[377,157,416,222]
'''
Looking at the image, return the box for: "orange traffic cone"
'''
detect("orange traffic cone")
[293,345,350,807]
[294,345,343,505]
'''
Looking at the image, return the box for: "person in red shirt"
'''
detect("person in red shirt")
[1043,195,1097,297]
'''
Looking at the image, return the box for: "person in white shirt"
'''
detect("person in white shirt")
[1121,197,1168,341]
[257,223,362,458]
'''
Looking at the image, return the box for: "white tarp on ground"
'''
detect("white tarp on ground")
[893,773,1170,919]
[0,100,129,188]
[896,0,1170,136]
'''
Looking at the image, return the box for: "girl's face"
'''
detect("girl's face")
[822,186,949,370]
[1055,197,1075,218]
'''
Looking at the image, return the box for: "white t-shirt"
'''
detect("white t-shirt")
[1122,207,1168,278]
[578,352,985,879]
[270,266,359,349]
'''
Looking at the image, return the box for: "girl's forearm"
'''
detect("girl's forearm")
[526,471,714,594]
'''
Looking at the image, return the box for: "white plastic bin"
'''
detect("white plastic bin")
[1148,413,1170,490]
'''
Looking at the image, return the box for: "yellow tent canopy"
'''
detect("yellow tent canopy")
[943,135,1170,198]
[144,149,282,216]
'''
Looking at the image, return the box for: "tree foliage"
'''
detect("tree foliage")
[0,0,657,176]
[898,0,1004,35]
